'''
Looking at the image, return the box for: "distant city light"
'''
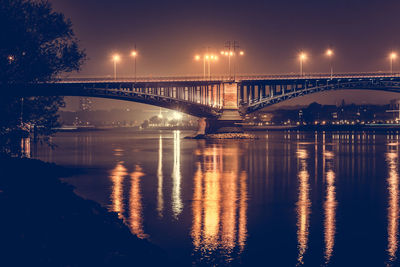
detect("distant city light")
[239,51,244,56]
[131,51,137,57]
[390,52,397,60]
[326,49,333,57]
[172,111,183,120]
[195,55,200,61]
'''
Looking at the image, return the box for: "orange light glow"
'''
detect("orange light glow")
[110,162,127,219]
[239,51,244,56]
[326,49,333,57]
[390,52,398,60]
[191,142,248,262]
[299,52,307,61]
[296,147,311,265]
[195,55,201,61]
[131,51,137,57]
[129,165,147,239]
[112,54,120,62]
[386,147,399,263]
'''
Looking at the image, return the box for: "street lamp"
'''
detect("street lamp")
[131,49,137,82]
[112,54,120,80]
[390,52,397,75]
[221,50,244,79]
[207,54,218,80]
[195,54,218,80]
[326,49,334,79]
[299,52,307,77]
[194,54,204,79]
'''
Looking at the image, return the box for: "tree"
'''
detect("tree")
[0,0,86,154]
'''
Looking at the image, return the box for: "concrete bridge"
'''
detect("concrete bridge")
[3,72,400,132]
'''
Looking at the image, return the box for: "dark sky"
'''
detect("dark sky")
[49,0,400,109]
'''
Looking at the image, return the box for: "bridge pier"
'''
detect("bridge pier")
[206,82,243,133]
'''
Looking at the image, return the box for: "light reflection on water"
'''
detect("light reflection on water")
[387,140,400,265]
[296,146,311,266]
[323,145,337,264]
[157,135,164,218]
[172,130,183,219]
[31,130,400,266]
[129,165,147,239]
[110,162,127,218]
[191,141,248,264]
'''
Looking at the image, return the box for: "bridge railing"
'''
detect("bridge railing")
[55,72,400,83]
[237,72,400,80]
[55,75,234,83]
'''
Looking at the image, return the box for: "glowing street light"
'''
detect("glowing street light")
[390,52,397,74]
[112,54,120,80]
[207,54,218,80]
[195,54,205,79]
[326,49,334,79]
[221,50,244,79]
[131,48,138,82]
[195,53,218,80]
[299,52,307,76]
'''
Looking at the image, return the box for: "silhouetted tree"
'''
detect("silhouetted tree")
[0,0,86,154]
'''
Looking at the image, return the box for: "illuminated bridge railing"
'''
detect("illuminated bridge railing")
[237,72,400,81]
[57,72,400,83]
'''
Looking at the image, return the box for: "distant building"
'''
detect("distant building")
[389,99,400,121]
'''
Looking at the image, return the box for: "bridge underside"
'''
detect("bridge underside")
[1,82,223,118]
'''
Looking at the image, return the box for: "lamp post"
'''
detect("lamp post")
[131,49,137,82]
[237,51,244,79]
[195,54,218,80]
[390,52,397,75]
[221,50,244,80]
[299,52,307,77]
[194,55,204,79]
[326,49,334,79]
[112,54,120,80]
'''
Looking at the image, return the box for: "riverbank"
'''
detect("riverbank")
[0,156,177,266]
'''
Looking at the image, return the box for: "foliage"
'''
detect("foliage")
[0,0,86,154]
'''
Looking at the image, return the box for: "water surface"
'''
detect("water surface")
[32,129,400,266]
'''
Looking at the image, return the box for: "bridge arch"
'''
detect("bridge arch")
[241,78,400,114]
[3,81,223,118]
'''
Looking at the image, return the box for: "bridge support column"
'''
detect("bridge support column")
[207,82,243,133]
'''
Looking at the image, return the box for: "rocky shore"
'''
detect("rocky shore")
[0,156,178,266]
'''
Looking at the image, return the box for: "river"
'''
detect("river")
[31,129,400,266]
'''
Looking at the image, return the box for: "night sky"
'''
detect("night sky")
[50,0,400,110]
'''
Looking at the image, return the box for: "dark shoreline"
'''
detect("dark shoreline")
[0,156,178,266]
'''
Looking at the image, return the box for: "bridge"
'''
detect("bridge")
[3,72,400,131]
